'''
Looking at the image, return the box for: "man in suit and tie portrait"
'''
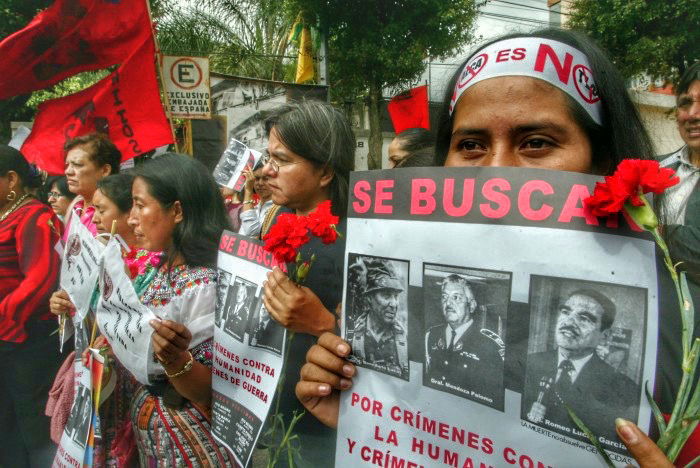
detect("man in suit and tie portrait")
[523,289,639,441]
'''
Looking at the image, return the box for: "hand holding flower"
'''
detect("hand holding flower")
[263,267,335,336]
[615,419,673,468]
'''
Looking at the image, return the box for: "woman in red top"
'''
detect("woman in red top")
[0,145,65,466]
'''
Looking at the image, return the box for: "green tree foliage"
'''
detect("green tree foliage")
[286,0,478,168]
[568,0,700,84]
[157,0,294,81]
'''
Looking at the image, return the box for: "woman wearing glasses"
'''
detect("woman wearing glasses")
[44,176,76,221]
[258,100,354,466]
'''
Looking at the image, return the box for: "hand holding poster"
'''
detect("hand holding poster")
[213,138,262,191]
[95,237,157,384]
[212,232,288,467]
[336,167,658,467]
[59,211,105,321]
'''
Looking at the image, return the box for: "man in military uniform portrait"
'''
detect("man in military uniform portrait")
[523,289,639,441]
[425,274,505,409]
[350,259,409,379]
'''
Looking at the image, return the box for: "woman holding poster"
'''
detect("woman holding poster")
[258,100,354,465]
[124,153,234,466]
[295,29,693,465]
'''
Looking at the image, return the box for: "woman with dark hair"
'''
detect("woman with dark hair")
[256,100,355,465]
[239,159,274,238]
[0,145,64,466]
[295,29,692,465]
[63,133,122,239]
[92,173,137,247]
[434,28,654,170]
[125,153,234,466]
[44,176,76,220]
[388,127,434,168]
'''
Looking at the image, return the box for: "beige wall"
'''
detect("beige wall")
[630,90,684,155]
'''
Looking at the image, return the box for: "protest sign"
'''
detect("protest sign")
[54,354,93,468]
[336,167,658,467]
[213,138,262,191]
[210,74,327,151]
[95,238,157,384]
[212,232,288,467]
[162,56,211,119]
[60,212,104,321]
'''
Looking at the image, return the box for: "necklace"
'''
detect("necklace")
[0,193,31,222]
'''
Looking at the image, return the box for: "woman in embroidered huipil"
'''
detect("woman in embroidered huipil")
[127,153,234,467]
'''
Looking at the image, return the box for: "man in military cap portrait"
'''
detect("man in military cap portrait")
[350,258,409,379]
[425,274,505,409]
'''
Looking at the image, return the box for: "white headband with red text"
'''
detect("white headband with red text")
[449,38,603,125]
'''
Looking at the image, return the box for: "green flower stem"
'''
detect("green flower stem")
[638,215,699,461]
[268,411,305,468]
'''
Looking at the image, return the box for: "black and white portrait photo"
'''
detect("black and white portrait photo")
[65,384,92,448]
[423,264,510,411]
[213,138,247,187]
[345,254,410,381]
[215,270,233,329]
[73,320,88,362]
[522,276,644,444]
[248,302,285,356]
[222,277,256,342]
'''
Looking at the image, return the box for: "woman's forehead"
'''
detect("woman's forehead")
[452,76,574,128]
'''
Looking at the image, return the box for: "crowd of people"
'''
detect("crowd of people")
[0,26,697,467]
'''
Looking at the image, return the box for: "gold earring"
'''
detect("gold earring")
[6,190,16,202]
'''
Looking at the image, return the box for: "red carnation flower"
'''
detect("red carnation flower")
[585,159,679,217]
[263,212,311,263]
[307,200,340,244]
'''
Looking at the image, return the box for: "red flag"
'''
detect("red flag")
[387,85,430,134]
[0,0,151,100]
[22,37,174,175]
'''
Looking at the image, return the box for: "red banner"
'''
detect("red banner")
[0,0,151,100]
[22,37,174,175]
[387,85,430,134]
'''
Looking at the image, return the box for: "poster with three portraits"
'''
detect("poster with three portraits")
[211,232,288,467]
[336,167,658,468]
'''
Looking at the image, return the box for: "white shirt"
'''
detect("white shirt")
[444,319,474,346]
[239,199,274,238]
[658,146,699,225]
[556,350,594,384]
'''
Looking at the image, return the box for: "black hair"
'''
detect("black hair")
[395,128,434,153]
[41,175,76,204]
[395,147,436,168]
[676,62,700,97]
[49,176,74,198]
[566,288,616,331]
[96,173,135,213]
[133,153,231,269]
[64,133,122,175]
[0,145,43,189]
[252,159,265,172]
[435,28,654,174]
[264,100,355,217]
